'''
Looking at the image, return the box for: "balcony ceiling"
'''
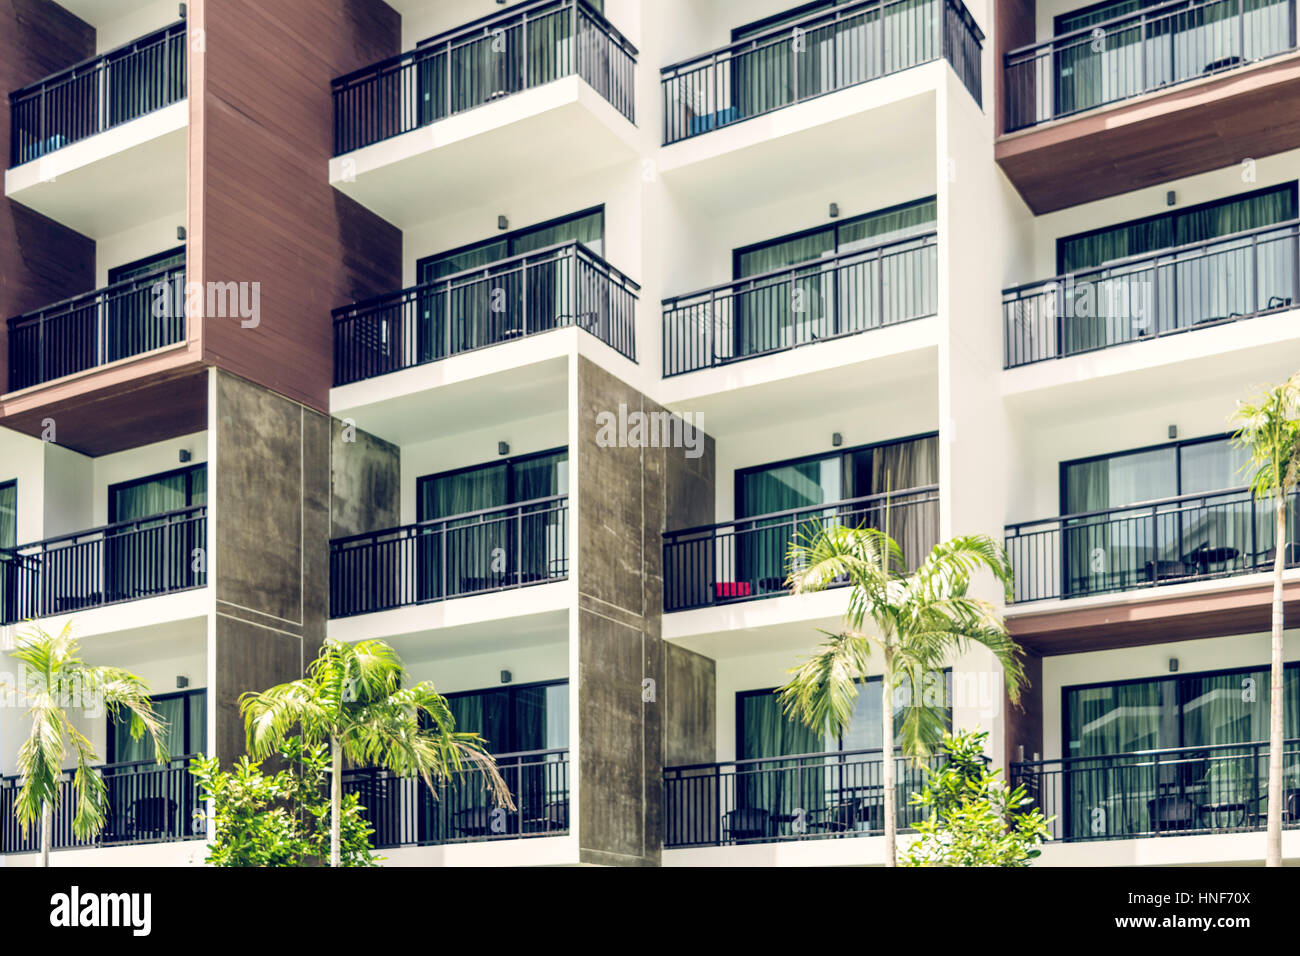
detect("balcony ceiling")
[996,54,1300,214]
[56,0,157,29]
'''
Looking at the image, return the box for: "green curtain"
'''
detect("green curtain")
[0,482,15,626]
[865,435,938,569]
[419,464,508,598]
[112,691,204,763]
[737,692,824,833]
[108,468,202,601]
[106,248,185,364]
[737,456,838,595]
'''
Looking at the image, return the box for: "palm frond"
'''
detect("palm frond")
[778,629,873,738]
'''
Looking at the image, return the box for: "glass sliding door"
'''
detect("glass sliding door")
[106,246,186,363]
[1055,183,1297,352]
[1060,434,1257,597]
[106,464,205,603]
[734,434,938,597]
[417,209,604,356]
[417,449,568,599]
[0,481,15,624]
[1064,664,1300,840]
[731,198,936,361]
[106,688,205,843]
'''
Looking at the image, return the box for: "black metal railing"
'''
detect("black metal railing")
[8,265,187,392]
[661,0,982,145]
[1004,0,1299,133]
[1004,221,1300,368]
[332,0,635,154]
[1012,739,1300,843]
[662,232,937,377]
[665,748,944,848]
[334,242,637,386]
[0,756,201,854]
[345,749,569,849]
[663,486,939,612]
[330,496,568,618]
[9,21,187,167]
[1005,487,1300,604]
[0,507,207,625]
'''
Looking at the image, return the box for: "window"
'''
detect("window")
[418,209,604,283]
[1060,434,1250,515]
[444,680,569,755]
[415,450,568,598]
[109,688,206,763]
[733,435,938,593]
[1052,0,1295,116]
[1057,184,1297,274]
[0,480,14,549]
[109,464,206,524]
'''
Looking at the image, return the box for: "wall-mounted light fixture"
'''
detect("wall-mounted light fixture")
[1166,190,1177,207]
[832,432,843,447]
[828,203,840,219]
[177,225,186,241]
[179,449,192,463]
[179,3,187,19]
[177,675,190,689]
[500,670,513,684]
[497,215,509,231]
[1168,658,1180,673]
[498,441,510,456]
[1168,425,1177,440]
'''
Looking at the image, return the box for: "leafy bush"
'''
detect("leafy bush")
[191,737,379,867]
[901,730,1052,867]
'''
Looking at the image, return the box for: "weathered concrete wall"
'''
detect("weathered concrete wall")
[664,643,716,767]
[212,370,330,763]
[574,355,715,865]
[330,419,400,539]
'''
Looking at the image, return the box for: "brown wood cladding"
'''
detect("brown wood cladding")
[994,0,1035,137]
[1,364,207,456]
[0,1,97,395]
[191,0,402,414]
[996,53,1300,213]
[1008,578,1300,655]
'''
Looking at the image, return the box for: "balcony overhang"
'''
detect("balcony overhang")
[4,101,187,238]
[0,358,206,456]
[1007,570,1300,655]
[328,77,638,229]
[995,52,1300,214]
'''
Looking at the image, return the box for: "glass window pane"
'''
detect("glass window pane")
[1180,439,1250,495]
[1065,446,1177,513]
[0,481,15,548]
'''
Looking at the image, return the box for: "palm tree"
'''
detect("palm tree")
[1231,371,1300,868]
[0,623,168,867]
[241,638,514,867]
[779,524,1025,866]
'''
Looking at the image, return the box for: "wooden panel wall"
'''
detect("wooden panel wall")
[994,0,1035,137]
[0,0,97,391]
[190,0,402,414]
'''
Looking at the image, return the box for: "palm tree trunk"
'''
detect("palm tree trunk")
[1266,497,1285,867]
[330,736,342,868]
[881,661,896,867]
[39,801,51,868]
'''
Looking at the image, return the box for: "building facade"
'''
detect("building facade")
[0,0,1297,866]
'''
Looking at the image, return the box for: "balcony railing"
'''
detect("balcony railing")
[0,756,200,854]
[332,0,636,155]
[333,241,637,386]
[662,232,937,377]
[344,749,569,849]
[663,485,938,612]
[1012,740,1300,843]
[0,506,207,625]
[329,496,568,618]
[7,265,187,392]
[664,748,944,848]
[1003,221,1299,368]
[1005,487,1299,604]
[9,21,187,167]
[660,0,982,146]
[1004,0,1299,133]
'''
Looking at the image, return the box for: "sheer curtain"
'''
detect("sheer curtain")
[737,692,823,831]
[869,435,938,569]
[419,464,508,598]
